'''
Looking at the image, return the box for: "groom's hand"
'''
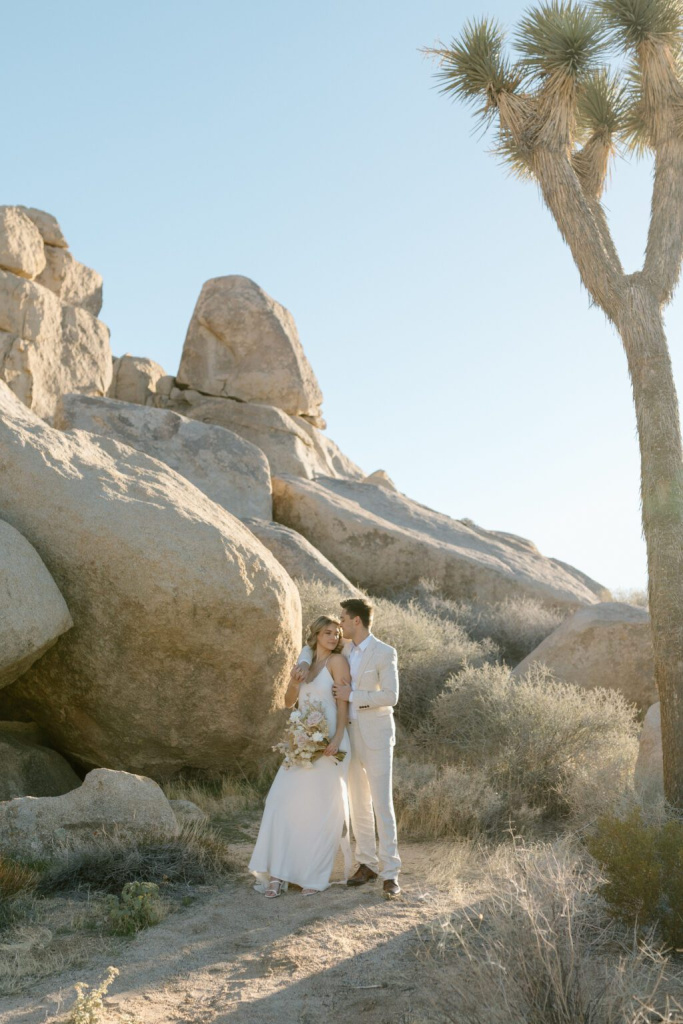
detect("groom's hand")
[333,681,352,701]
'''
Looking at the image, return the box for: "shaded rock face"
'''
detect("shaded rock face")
[168,389,364,481]
[0,768,179,860]
[0,518,73,690]
[57,394,273,521]
[176,275,323,422]
[244,519,361,595]
[634,702,663,799]
[0,382,301,778]
[272,475,607,609]
[108,354,167,406]
[512,602,656,710]
[0,733,81,801]
[0,208,110,421]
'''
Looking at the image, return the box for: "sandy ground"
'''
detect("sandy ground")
[0,842,467,1024]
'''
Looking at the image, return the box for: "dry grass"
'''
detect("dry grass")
[0,892,122,997]
[298,578,496,727]
[163,774,266,818]
[37,819,239,895]
[394,760,506,839]
[424,838,683,1023]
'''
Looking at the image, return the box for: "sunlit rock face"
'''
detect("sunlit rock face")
[0,382,301,779]
[0,206,110,422]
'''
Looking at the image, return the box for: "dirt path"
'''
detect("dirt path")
[0,843,466,1024]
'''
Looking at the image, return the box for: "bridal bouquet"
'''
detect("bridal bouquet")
[274,700,346,769]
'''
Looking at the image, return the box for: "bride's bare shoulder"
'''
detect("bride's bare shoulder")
[328,653,348,671]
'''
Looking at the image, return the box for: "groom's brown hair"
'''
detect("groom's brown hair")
[340,598,373,630]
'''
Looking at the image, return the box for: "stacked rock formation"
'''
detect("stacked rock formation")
[0,207,622,838]
[90,272,608,609]
[0,206,111,421]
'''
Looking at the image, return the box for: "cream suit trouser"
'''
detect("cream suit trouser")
[347,720,401,880]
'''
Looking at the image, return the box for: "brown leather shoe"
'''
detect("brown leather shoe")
[347,863,378,886]
[383,878,400,897]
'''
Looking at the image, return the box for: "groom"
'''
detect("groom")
[295,597,401,896]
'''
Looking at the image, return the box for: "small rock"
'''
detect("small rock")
[0,768,180,860]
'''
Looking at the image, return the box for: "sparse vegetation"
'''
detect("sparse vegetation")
[0,820,238,996]
[427,839,683,1023]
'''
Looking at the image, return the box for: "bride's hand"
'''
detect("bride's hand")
[324,739,340,756]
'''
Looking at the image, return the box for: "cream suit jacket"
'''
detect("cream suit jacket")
[299,635,399,750]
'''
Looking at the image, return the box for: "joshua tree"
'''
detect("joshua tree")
[427,0,683,804]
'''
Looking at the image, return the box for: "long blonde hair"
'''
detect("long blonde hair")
[306,615,344,655]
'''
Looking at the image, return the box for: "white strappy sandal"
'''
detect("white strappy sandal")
[264,878,286,898]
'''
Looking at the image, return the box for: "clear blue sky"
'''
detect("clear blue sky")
[6,0,681,592]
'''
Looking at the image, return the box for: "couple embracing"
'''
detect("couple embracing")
[249,598,401,898]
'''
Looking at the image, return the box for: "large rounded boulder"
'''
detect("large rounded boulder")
[0,382,301,778]
[0,518,73,689]
[512,602,656,710]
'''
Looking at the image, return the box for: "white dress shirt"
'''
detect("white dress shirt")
[347,634,372,721]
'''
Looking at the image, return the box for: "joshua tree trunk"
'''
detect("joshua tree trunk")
[617,277,683,804]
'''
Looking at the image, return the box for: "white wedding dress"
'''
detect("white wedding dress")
[249,666,351,891]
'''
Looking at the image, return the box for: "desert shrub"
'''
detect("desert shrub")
[297,578,495,727]
[587,808,683,950]
[104,881,166,935]
[68,966,119,1024]
[428,839,683,1024]
[403,579,568,665]
[37,819,238,895]
[425,662,639,829]
[393,759,505,839]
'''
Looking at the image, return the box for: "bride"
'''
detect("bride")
[249,615,351,897]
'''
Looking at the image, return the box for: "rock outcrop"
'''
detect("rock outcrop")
[0,206,46,279]
[0,518,73,689]
[0,382,301,778]
[176,275,323,423]
[0,768,179,860]
[272,475,608,608]
[634,702,663,798]
[108,353,168,406]
[0,733,81,801]
[57,393,272,521]
[0,207,111,421]
[244,519,361,594]
[512,602,656,710]
[168,389,363,480]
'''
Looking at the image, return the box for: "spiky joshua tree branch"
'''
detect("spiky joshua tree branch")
[427,0,683,805]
